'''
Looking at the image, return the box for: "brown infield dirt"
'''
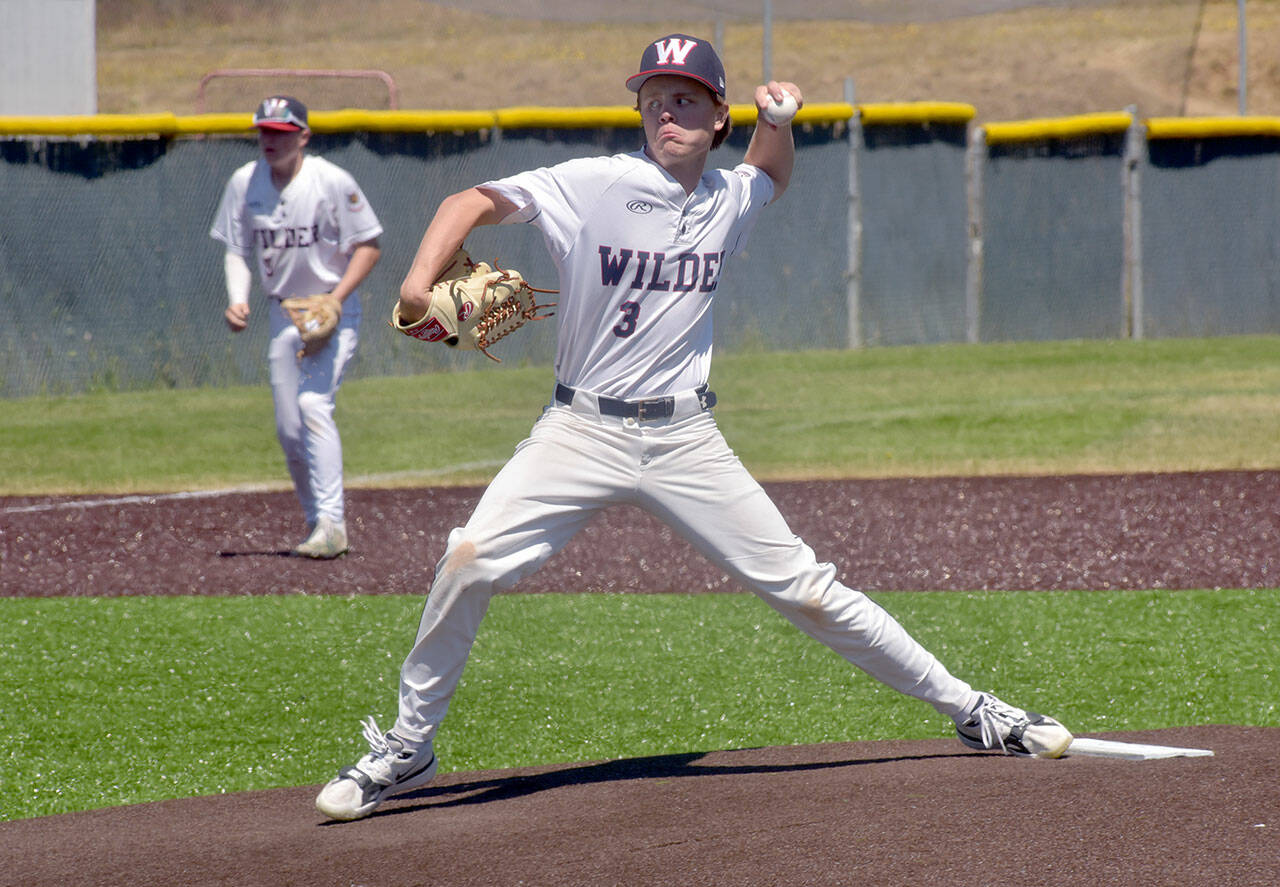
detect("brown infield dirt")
[2,471,1278,886]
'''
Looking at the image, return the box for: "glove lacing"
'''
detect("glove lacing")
[473,264,556,361]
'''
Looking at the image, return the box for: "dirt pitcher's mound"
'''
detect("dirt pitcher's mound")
[6,471,1280,596]
[2,727,1274,887]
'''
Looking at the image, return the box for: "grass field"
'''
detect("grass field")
[6,337,1280,495]
[2,588,1276,821]
[4,338,1280,822]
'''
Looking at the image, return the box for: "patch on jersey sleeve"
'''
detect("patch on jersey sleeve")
[346,191,365,211]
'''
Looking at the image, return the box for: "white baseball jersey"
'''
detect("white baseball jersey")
[481,150,773,399]
[210,154,382,310]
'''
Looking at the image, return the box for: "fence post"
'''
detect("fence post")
[964,123,986,344]
[845,77,863,349]
[1122,106,1145,340]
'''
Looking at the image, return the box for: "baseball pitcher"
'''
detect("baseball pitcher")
[315,36,1072,822]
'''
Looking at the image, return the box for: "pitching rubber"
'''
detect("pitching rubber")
[1066,738,1215,760]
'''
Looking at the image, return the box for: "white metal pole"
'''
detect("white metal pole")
[1122,106,1145,340]
[845,77,863,349]
[964,125,985,344]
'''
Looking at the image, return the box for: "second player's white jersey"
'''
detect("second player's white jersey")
[481,150,773,399]
[211,155,382,310]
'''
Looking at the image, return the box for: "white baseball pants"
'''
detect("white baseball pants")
[267,299,359,526]
[395,386,979,743]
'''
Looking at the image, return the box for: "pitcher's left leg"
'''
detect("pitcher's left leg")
[639,414,977,719]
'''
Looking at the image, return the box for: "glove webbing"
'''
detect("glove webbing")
[474,266,556,361]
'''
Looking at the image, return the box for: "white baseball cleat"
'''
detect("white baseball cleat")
[293,516,348,559]
[955,693,1073,758]
[315,717,438,821]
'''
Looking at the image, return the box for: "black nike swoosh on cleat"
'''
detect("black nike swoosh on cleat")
[393,756,435,787]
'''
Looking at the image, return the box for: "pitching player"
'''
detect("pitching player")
[210,96,383,559]
[316,36,1072,821]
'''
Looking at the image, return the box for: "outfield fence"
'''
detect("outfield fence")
[2,104,1279,397]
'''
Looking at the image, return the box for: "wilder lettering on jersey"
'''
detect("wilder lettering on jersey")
[211,155,382,300]
[255,224,322,251]
[597,246,725,293]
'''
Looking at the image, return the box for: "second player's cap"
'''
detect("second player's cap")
[253,95,309,131]
[626,34,726,99]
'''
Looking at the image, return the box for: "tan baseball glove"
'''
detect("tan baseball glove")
[281,293,342,358]
[390,248,556,362]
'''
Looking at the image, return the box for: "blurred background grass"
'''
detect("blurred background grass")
[5,337,1280,495]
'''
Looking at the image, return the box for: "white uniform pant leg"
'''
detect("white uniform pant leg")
[636,413,977,720]
[297,311,358,524]
[395,407,635,743]
[268,303,358,525]
[267,306,313,524]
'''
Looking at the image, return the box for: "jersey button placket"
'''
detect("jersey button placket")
[676,188,704,244]
[675,206,693,244]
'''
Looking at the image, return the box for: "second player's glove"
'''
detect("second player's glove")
[390,248,556,362]
[281,293,342,358]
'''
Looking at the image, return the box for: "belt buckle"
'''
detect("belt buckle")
[635,398,668,422]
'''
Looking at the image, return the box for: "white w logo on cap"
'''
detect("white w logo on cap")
[654,37,697,65]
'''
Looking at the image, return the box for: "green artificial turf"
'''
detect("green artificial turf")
[2,589,1275,821]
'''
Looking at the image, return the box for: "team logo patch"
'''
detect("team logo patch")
[407,317,450,342]
[260,97,292,120]
[346,191,364,211]
[626,200,653,214]
[654,37,697,66]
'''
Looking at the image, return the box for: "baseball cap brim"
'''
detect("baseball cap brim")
[626,69,723,98]
[254,120,306,132]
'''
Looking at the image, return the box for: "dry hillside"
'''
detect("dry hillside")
[96,0,1280,122]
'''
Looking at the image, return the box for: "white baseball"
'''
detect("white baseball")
[762,90,799,125]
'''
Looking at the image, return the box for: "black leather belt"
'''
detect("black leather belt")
[555,383,715,420]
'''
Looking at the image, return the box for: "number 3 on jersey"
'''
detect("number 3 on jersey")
[613,300,641,338]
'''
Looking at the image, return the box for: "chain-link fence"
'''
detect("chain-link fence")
[4,103,1280,397]
[0,120,854,396]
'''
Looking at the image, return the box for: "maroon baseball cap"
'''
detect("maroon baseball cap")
[626,34,726,99]
[253,95,309,131]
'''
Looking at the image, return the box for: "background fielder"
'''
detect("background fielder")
[315,35,1073,822]
[210,96,382,559]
